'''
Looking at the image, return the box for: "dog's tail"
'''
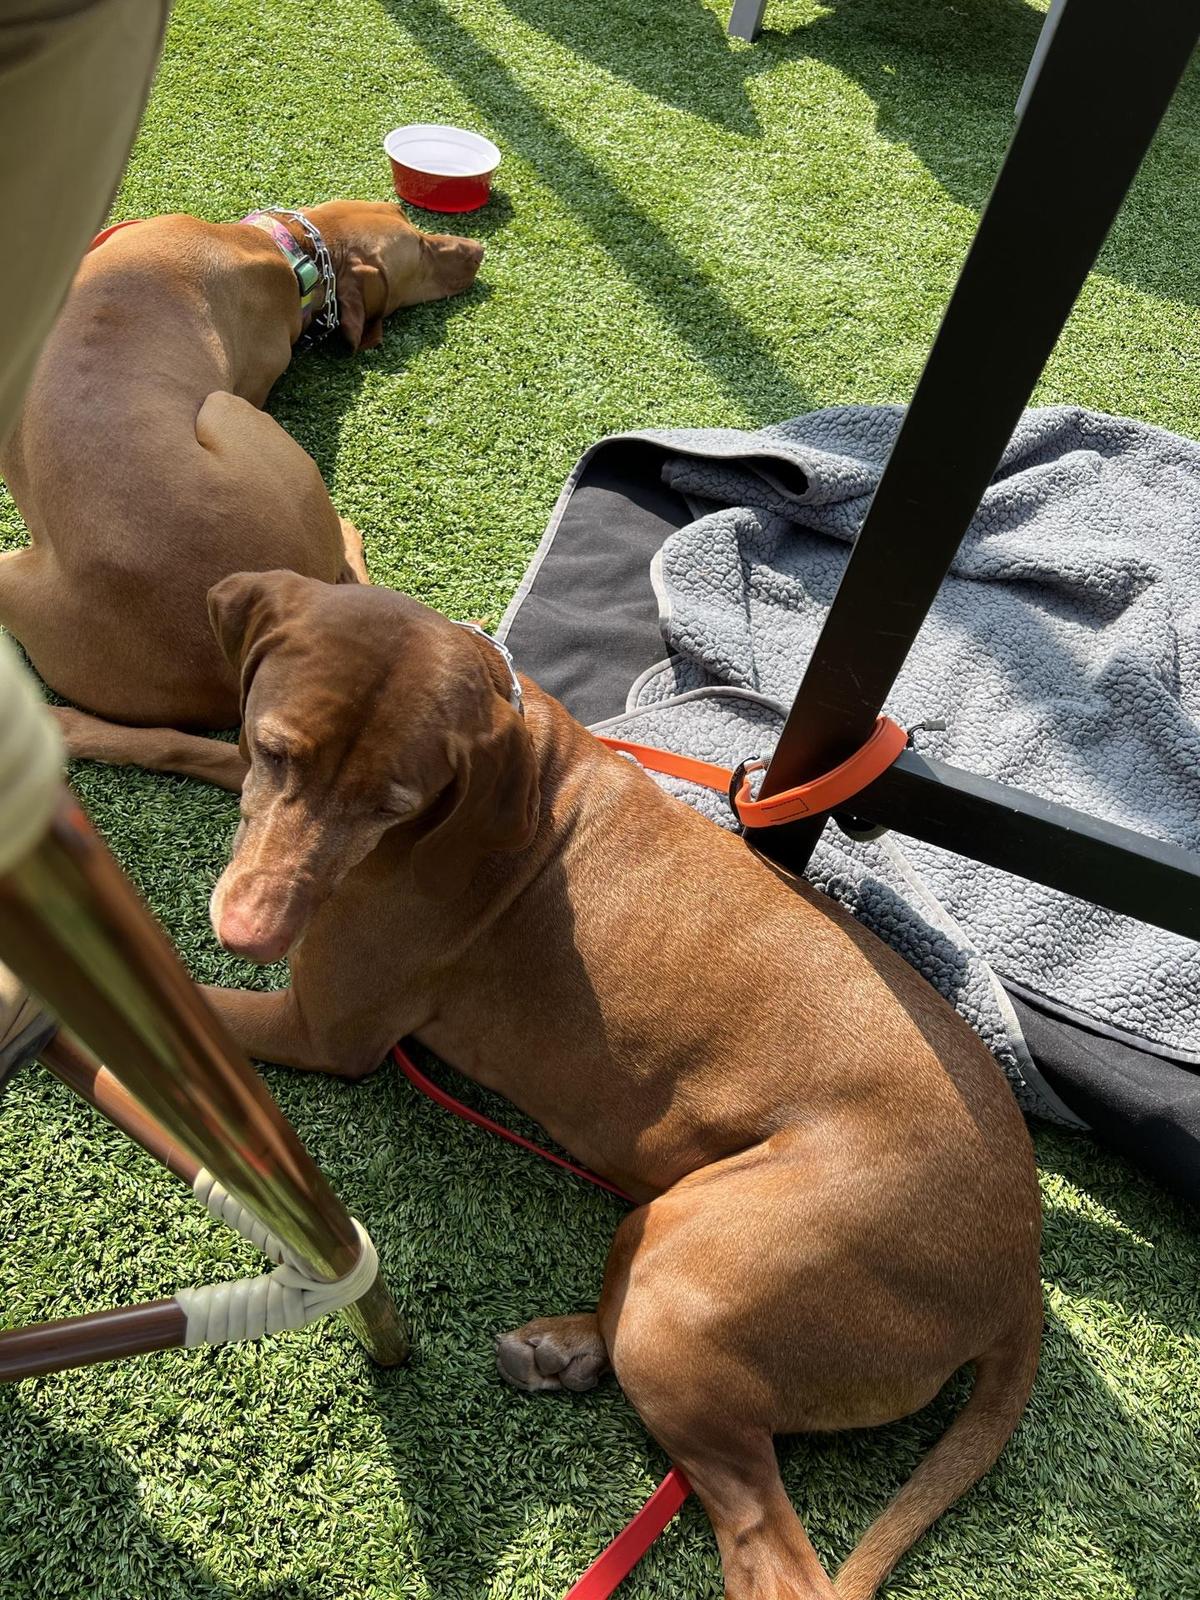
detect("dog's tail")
[833,1305,1042,1600]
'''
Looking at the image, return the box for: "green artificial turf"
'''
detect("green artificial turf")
[3,0,1200,1595]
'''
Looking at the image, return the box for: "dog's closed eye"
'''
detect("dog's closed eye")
[251,721,313,766]
[380,784,422,821]
[254,743,288,772]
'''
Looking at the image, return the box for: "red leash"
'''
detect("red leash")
[88,218,143,251]
[562,1470,692,1599]
[391,1044,692,1596]
[393,1044,629,1200]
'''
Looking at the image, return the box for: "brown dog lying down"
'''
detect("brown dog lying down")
[0,201,482,751]
[73,571,1042,1600]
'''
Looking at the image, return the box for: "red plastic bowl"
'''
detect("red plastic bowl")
[384,124,501,214]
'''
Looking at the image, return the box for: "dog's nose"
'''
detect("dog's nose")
[433,235,484,292]
[216,902,293,965]
[454,239,484,287]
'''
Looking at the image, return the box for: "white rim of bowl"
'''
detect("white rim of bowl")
[384,125,501,179]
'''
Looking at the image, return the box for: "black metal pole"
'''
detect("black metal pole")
[840,751,1200,944]
[751,0,1200,875]
[728,0,767,45]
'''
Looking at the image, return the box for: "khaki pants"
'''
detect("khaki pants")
[0,0,170,446]
[0,0,169,1047]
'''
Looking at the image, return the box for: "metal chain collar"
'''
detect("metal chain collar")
[453,622,524,715]
[262,207,339,348]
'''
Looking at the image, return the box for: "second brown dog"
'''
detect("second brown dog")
[70,570,1043,1600]
[0,200,482,767]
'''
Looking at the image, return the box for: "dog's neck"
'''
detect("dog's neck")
[362,683,663,934]
[239,211,335,346]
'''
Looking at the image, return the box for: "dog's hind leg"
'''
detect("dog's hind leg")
[194,392,349,587]
[0,544,54,656]
[496,1312,611,1393]
[497,1311,830,1597]
[600,1199,840,1599]
[54,707,248,791]
[662,1425,838,1600]
[0,546,31,622]
[496,1188,839,1599]
[568,1134,1036,1600]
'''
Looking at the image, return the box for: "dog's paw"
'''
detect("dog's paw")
[495,1315,610,1395]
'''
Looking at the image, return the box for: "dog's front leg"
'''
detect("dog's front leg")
[55,709,248,791]
[199,984,389,1080]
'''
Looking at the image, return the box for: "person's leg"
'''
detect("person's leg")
[0,0,171,442]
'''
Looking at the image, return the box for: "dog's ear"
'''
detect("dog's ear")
[207,570,297,706]
[337,260,388,352]
[208,571,277,667]
[410,704,540,901]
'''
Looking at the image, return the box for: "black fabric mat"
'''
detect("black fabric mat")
[502,437,1199,1206]
[503,442,687,727]
[1011,993,1200,1207]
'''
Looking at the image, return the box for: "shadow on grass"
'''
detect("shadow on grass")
[5,1087,1195,1597]
[0,1402,328,1600]
[769,0,1200,310]
[376,0,1200,446]
[264,178,513,485]
[497,0,763,134]
[266,279,493,487]
[380,0,811,424]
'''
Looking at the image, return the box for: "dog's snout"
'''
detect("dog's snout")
[432,234,484,293]
[216,901,294,965]
[211,868,303,964]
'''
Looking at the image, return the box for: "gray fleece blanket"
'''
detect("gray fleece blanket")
[587,406,1200,1123]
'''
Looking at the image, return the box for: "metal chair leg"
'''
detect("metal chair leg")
[0,778,409,1371]
[43,1029,414,1369]
[728,0,767,44]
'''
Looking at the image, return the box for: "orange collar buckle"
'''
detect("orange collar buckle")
[732,715,908,830]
